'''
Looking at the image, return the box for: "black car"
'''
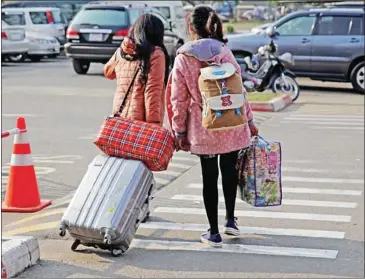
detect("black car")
[65,1,184,75]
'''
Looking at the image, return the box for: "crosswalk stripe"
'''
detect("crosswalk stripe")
[154,177,171,185]
[139,221,345,239]
[168,162,192,169]
[171,194,357,209]
[187,183,362,196]
[171,157,199,162]
[282,121,363,126]
[311,126,364,130]
[283,176,364,184]
[291,114,364,118]
[284,117,364,122]
[281,167,363,174]
[158,170,182,177]
[130,239,338,259]
[154,207,351,222]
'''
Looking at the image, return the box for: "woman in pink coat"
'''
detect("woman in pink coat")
[166,6,259,248]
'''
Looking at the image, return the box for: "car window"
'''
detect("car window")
[149,12,170,30]
[128,8,140,25]
[317,16,352,35]
[29,11,63,24]
[71,9,128,27]
[1,12,26,25]
[154,7,171,19]
[175,6,184,19]
[276,16,316,36]
[350,16,364,35]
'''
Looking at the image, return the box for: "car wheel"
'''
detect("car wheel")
[350,61,365,93]
[8,54,25,62]
[29,55,43,62]
[72,59,90,75]
[48,54,59,59]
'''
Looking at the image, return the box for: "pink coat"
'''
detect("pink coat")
[166,39,254,155]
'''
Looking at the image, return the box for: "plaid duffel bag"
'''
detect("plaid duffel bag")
[94,116,175,171]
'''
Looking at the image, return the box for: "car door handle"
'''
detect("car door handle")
[302,38,311,43]
[350,38,360,43]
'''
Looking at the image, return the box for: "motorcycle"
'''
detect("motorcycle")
[238,27,300,102]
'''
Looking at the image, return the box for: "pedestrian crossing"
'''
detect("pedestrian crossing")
[280,113,364,133]
[132,160,362,259]
[3,157,362,262]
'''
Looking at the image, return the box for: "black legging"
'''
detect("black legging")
[200,151,239,235]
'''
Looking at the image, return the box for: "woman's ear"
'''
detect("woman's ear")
[187,21,196,40]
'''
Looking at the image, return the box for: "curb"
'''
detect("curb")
[250,94,293,112]
[1,236,40,278]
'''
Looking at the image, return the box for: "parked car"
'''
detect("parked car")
[1,20,28,62]
[2,7,67,47]
[26,32,61,61]
[1,0,90,22]
[65,2,185,75]
[228,8,365,92]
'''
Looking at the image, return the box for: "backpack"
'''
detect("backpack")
[198,62,247,130]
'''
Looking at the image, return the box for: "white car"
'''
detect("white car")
[26,32,61,62]
[1,21,28,61]
[2,7,67,46]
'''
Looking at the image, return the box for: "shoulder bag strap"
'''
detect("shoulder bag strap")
[116,63,141,116]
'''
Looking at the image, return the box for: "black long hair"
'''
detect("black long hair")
[189,5,228,44]
[127,13,170,85]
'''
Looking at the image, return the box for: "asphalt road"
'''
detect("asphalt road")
[1,58,364,278]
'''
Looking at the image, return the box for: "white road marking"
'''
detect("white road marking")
[168,162,192,169]
[311,126,364,130]
[291,114,364,119]
[154,177,171,185]
[154,207,351,222]
[171,156,199,162]
[283,176,364,184]
[282,121,363,126]
[282,167,331,173]
[187,183,363,196]
[2,114,38,117]
[284,187,362,196]
[171,194,357,209]
[284,117,364,122]
[130,239,338,259]
[139,221,345,239]
[158,170,182,177]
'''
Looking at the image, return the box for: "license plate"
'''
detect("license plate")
[89,33,103,42]
[10,33,23,41]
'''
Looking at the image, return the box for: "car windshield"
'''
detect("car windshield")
[71,8,128,27]
[1,12,26,25]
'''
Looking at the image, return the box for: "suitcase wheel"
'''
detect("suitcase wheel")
[71,239,81,251]
[111,248,124,257]
[59,228,66,237]
[141,211,150,223]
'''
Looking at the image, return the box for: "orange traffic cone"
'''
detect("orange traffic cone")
[2,117,51,212]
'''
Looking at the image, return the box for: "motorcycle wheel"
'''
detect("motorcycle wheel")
[272,75,300,102]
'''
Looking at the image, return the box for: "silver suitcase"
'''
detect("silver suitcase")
[59,154,155,256]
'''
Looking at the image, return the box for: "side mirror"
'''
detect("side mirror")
[266,26,277,38]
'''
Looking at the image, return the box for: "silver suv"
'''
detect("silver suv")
[228,8,365,92]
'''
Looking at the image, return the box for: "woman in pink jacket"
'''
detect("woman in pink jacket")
[166,6,258,248]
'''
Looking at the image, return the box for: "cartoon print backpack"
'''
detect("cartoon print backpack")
[198,62,247,130]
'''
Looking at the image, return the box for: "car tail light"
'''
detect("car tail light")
[46,11,54,24]
[112,29,128,40]
[66,28,79,39]
[1,32,7,39]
